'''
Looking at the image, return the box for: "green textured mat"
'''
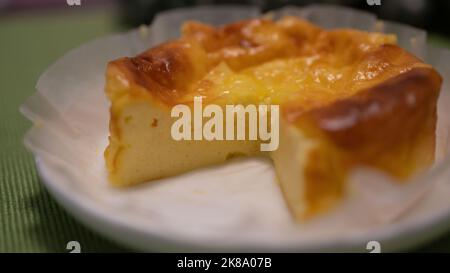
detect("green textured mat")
[0,8,449,253]
[0,9,126,252]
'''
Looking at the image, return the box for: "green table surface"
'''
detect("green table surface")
[1,8,450,253]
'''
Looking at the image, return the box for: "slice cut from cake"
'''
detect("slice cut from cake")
[104,17,442,220]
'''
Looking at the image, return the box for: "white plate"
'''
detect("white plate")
[33,154,450,252]
[21,5,450,252]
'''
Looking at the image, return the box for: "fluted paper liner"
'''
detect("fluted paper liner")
[20,5,450,250]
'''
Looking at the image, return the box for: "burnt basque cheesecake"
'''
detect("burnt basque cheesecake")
[104,16,442,220]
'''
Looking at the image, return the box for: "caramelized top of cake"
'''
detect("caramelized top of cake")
[106,16,431,113]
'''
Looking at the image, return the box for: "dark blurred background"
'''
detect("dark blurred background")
[1,0,450,38]
[118,0,450,38]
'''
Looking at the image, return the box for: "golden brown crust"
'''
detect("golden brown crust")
[299,66,442,177]
[107,39,209,105]
[106,17,401,106]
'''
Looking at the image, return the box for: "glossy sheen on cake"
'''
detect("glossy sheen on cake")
[104,17,442,220]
